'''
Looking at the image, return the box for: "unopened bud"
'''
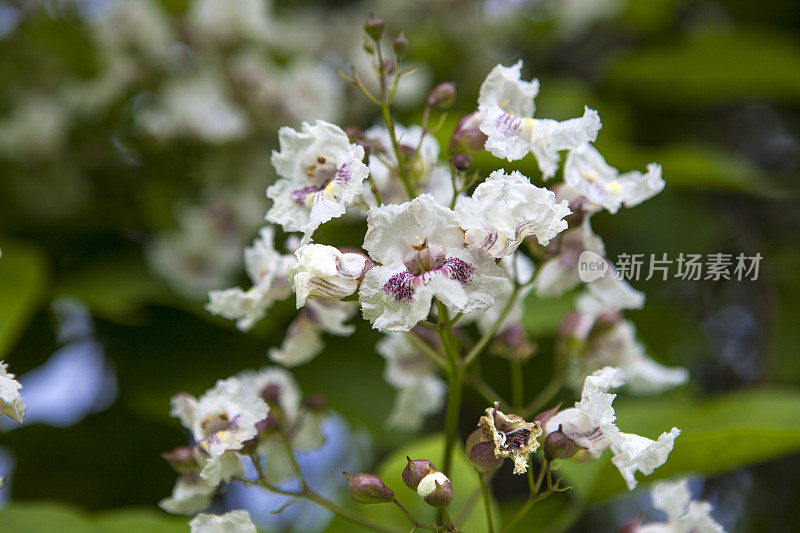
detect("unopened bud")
[402,457,436,490]
[544,426,581,461]
[533,404,561,429]
[469,441,504,473]
[392,33,408,56]
[449,112,487,154]
[426,82,456,110]
[161,446,198,473]
[417,472,453,507]
[450,153,471,172]
[343,472,395,504]
[260,384,281,405]
[363,38,376,55]
[364,13,385,41]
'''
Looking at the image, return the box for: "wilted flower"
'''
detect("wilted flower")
[359,194,510,332]
[377,333,446,430]
[564,143,664,214]
[478,402,542,474]
[477,60,601,178]
[544,367,680,489]
[268,299,358,367]
[455,169,570,258]
[267,121,369,239]
[0,362,25,423]
[189,510,257,533]
[289,244,370,307]
[635,478,726,533]
[207,227,295,331]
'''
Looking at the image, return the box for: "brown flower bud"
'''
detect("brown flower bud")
[426,82,456,110]
[260,384,281,405]
[450,153,471,172]
[544,425,581,461]
[161,446,198,473]
[417,472,453,507]
[402,457,436,490]
[303,393,327,412]
[392,33,408,56]
[343,472,395,504]
[364,13,385,41]
[449,112,487,154]
[469,441,505,473]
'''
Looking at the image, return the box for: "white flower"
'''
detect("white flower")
[535,219,605,298]
[637,478,726,533]
[0,96,69,160]
[90,0,173,63]
[477,61,601,178]
[456,170,570,257]
[289,244,369,307]
[236,367,302,424]
[575,319,688,395]
[377,333,446,430]
[159,473,215,515]
[189,510,257,533]
[267,121,368,239]
[564,143,664,214]
[545,367,680,489]
[188,0,270,44]
[359,195,510,332]
[207,227,294,331]
[170,377,269,486]
[139,72,248,143]
[268,299,357,367]
[0,362,25,423]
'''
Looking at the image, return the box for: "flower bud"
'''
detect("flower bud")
[343,472,395,504]
[449,112,487,154]
[468,441,504,473]
[544,426,581,461]
[260,384,282,405]
[161,446,198,473]
[392,33,408,56]
[364,13,385,41]
[426,82,456,110]
[402,457,436,490]
[533,404,561,429]
[450,153,471,172]
[417,472,453,507]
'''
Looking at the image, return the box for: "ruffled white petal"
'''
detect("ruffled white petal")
[159,473,215,515]
[0,362,25,423]
[456,170,570,257]
[564,143,664,213]
[189,510,257,533]
[289,244,367,307]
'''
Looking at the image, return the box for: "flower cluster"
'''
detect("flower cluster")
[168,16,688,532]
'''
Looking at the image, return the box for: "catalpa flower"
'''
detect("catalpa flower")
[268,299,357,367]
[0,362,25,423]
[572,315,688,395]
[455,169,570,258]
[190,510,257,533]
[544,367,680,489]
[377,333,446,430]
[477,60,601,178]
[478,403,542,474]
[267,121,368,239]
[289,244,371,307]
[564,143,664,214]
[636,478,726,533]
[170,377,269,486]
[206,227,294,331]
[359,194,510,332]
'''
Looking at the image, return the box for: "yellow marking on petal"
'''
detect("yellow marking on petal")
[607,180,622,195]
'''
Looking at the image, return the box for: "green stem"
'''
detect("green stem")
[436,301,463,477]
[478,472,496,533]
[380,103,415,199]
[510,357,524,410]
[441,508,456,532]
[392,499,439,530]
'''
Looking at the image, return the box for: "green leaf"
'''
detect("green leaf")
[556,388,800,501]
[0,502,186,533]
[0,241,47,359]
[361,433,498,531]
[605,29,800,106]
